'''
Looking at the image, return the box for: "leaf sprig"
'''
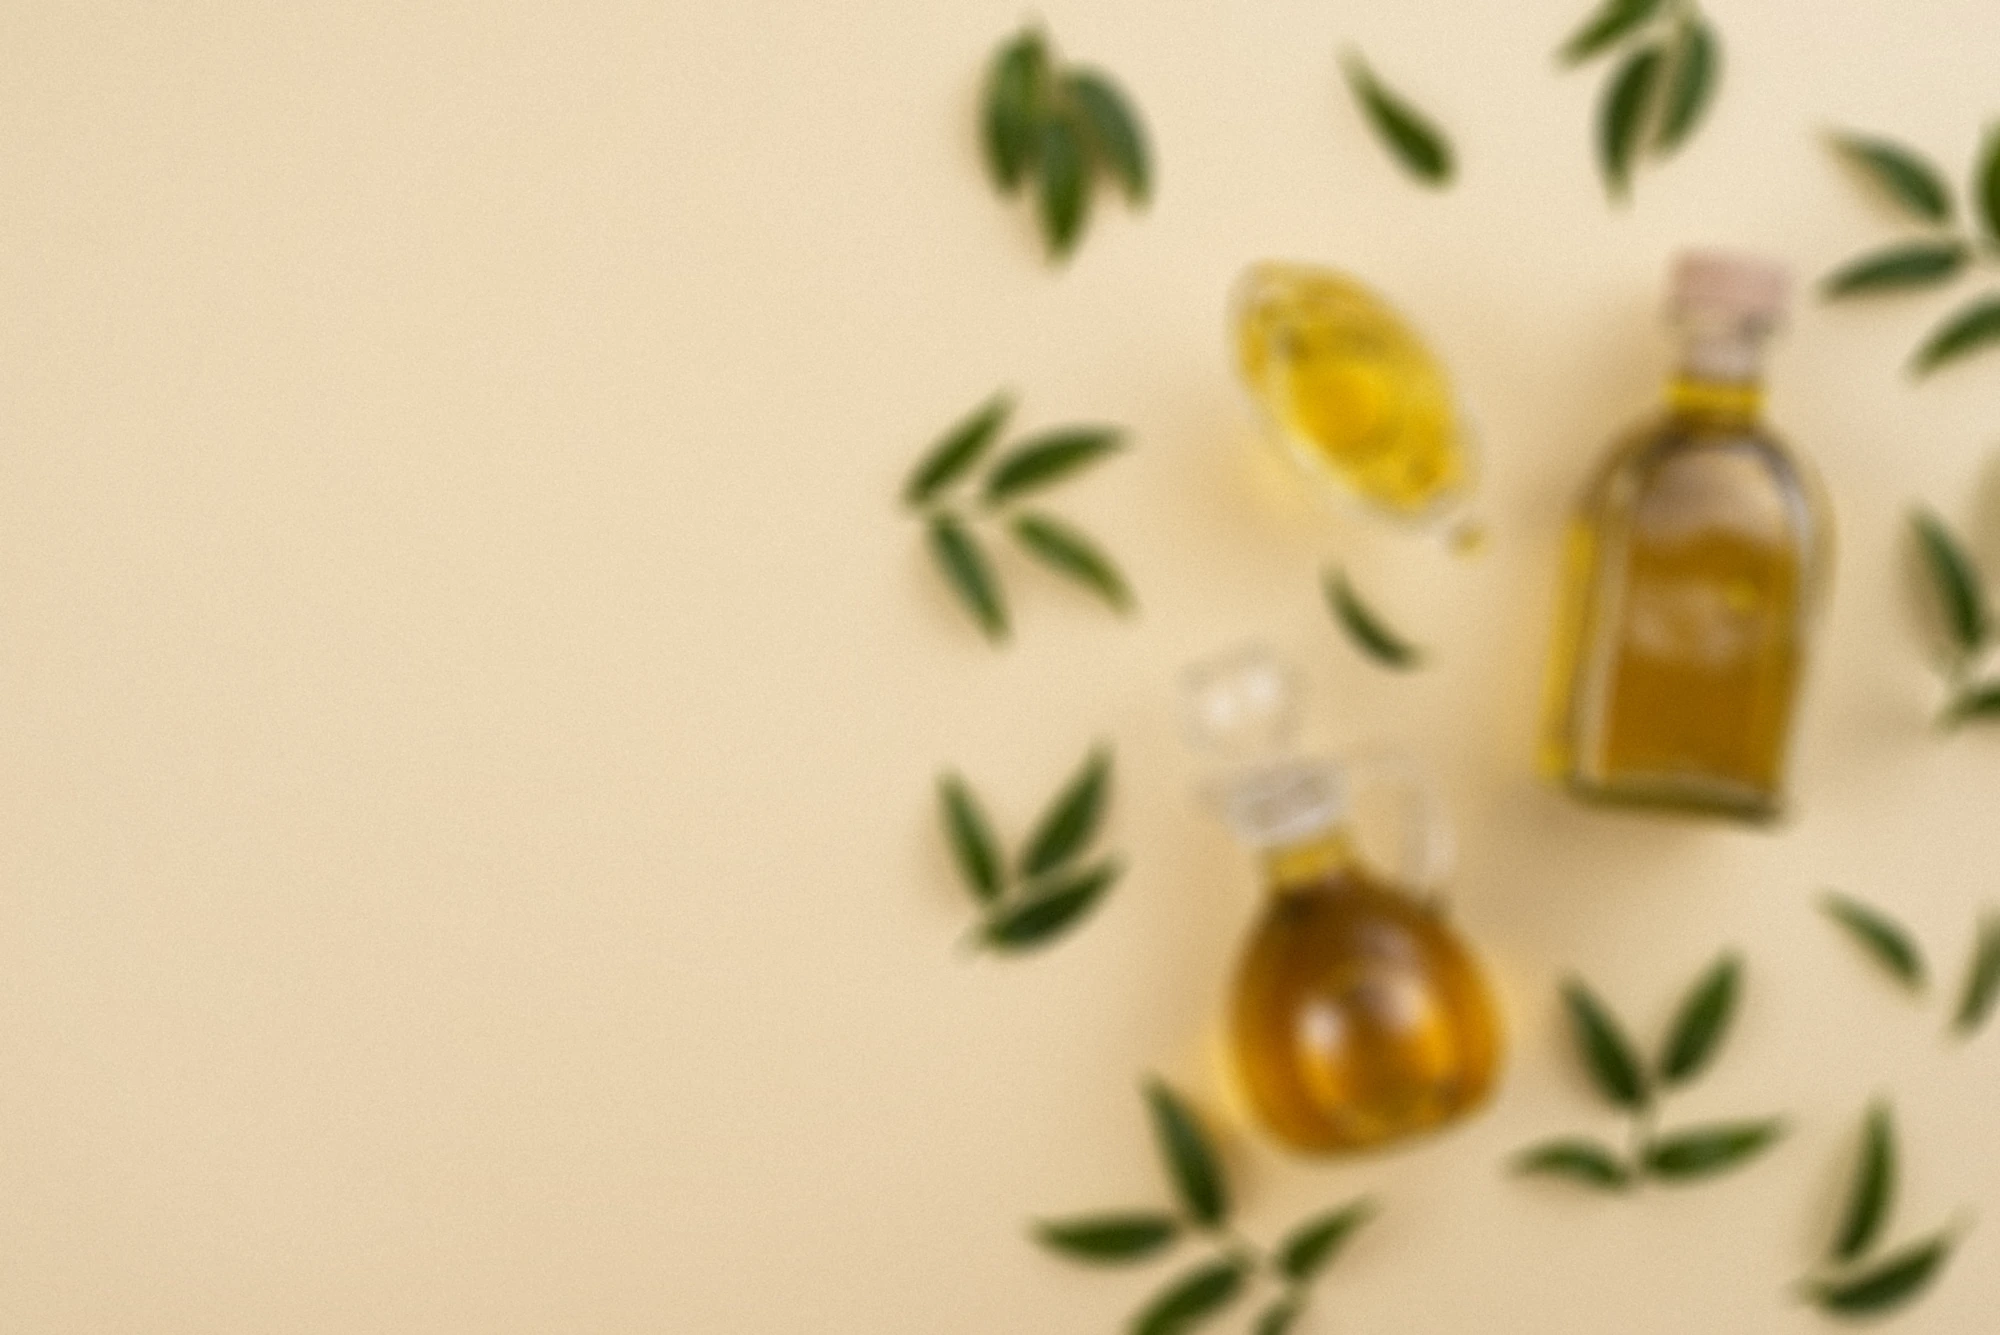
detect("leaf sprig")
[937,747,1121,955]
[1324,568,1425,670]
[1823,128,2000,376]
[1035,1078,1376,1335]
[982,25,1152,263]
[1557,0,1723,201]
[1798,1100,1971,1321]
[1818,890,2000,1039]
[1909,508,2000,724]
[1514,954,1787,1192]
[904,391,1134,644]
[1340,48,1455,187]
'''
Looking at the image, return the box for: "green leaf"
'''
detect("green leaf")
[1561,978,1650,1111]
[1599,45,1665,200]
[905,392,1013,506]
[938,774,1003,905]
[1019,747,1113,878]
[1066,70,1151,204]
[1559,0,1664,66]
[981,858,1120,952]
[1830,132,1955,225]
[1976,124,2000,251]
[983,30,1048,194]
[1036,113,1090,261]
[1659,952,1742,1087]
[1652,19,1718,156]
[1820,891,1927,993]
[1144,1078,1228,1228]
[1808,1232,1959,1318]
[1831,1102,1895,1263]
[1011,512,1134,613]
[1324,569,1423,670]
[1946,682,2000,725]
[1913,511,1988,657]
[983,427,1124,503]
[1034,1212,1180,1264]
[1512,1139,1634,1190]
[1953,913,2000,1036]
[1130,1255,1249,1335]
[1642,1120,1786,1180]
[1821,241,1969,299]
[1253,1297,1302,1335]
[927,515,1008,643]
[1277,1198,1377,1282]
[1342,50,1455,186]
[1913,293,2000,376]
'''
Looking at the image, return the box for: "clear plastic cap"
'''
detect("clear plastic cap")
[1668,249,1790,328]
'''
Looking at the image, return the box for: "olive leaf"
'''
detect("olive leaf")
[1019,747,1112,878]
[1807,1232,1960,1318]
[1035,1212,1181,1265]
[984,427,1124,503]
[1513,1139,1633,1191]
[1599,44,1665,200]
[1913,292,2000,376]
[927,515,1008,642]
[1913,510,1988,659]
[1144,1078,1228,1229]
[1341,49,1455,186]
[1325,569,1424,670]
[1253,1297,1302,1335]
[1820,892,1927,993]
[1559,0,1663,65]
[905,392,1013,506]
[983,32,1049,194]
[1011,512,1134,612]
[1276,1199,1376,1282]
[1946,682,2000,723]
[1653,18,1719,156]
[982,858,1121,952]
[1066,70,1150,204]
[938,774,1003,904]
[1953,913,2000,1036]
[1829,132,1955,225]
[1822,241,1969,299]
[1644,1120,1785,1181]
[1131,1255,1249,1335]
[1658,952,1741,1087]
[1036,113,1091,261]
[1561,979,1650,1110]
[1976,123,2000,251]
[1831,1102,1895,1264]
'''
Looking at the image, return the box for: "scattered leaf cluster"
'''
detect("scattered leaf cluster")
[1515,955,1786,1191]
[1557,0,1722,200]
[1819,890,2000,1037]
[1340,49,1455,187]
[938,747,1121,954]
[1323,568,1424,671]
[1823,128,2000,375]
[1909,510,2000,725]
[983,25,1151,263]
[1035,1078,1376,1335]
[904,391,1133,644]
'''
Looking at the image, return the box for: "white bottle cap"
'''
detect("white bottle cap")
[1669,249,1791,326]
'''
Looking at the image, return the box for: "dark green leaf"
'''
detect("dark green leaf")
[1325,569,1423,670]
[1652,19,1718,156]
[1976,124,2000,251]
[984,427,1123,503]
[983,30,1048,194]
[1820,892,1927,993]
[1066,70,1151,204]
[1821,241,1969,299]
[1342,50,1455,186]
[905,392,1013,506]
[927,515,1008,643]
[1913,511,1987,656]
[1512,1139,1634,1190]
[1277,1198,1377,1282]
[1643,1120,1785,1180]
[1830,132,1955,225]
[1034,1212,1180,1264]
[1953,913,2000,1036]
[1913,294,2000,376]
[1011,512,1134,613]
[1036,113,1090,261]
[1253,1297,1302,1335]
[1559,0,1664,66]
[1561,978,1650,1111]
[1144,1078,1228,1228]
[1659,952,1742,1087]
[1808,1232,1959,1318]
[1019,747,1112,878]
[1130,1255,1249,1335]
[1832,1102,1895,1263]
[1946,682,2000,725]
[938,774,1003,905]
[981,859,1119,952]
[1599,45,1665,200]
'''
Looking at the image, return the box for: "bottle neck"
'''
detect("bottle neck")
[1668,321,1769,426]
[1260,829,1358,895]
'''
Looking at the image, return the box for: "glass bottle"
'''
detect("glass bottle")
[1540,251,1833,822]
[1185,646,1502,1154]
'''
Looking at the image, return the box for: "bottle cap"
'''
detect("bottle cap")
[1669,249,1790,325]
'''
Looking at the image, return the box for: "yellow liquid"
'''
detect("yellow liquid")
[1541,381,1828,820]
[1231,837,1501,1153]
[1234,262,1471,520]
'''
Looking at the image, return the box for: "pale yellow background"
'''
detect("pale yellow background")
[5,2,2000,1331]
